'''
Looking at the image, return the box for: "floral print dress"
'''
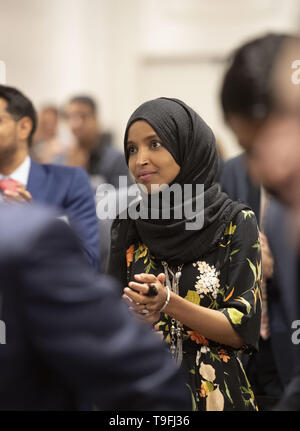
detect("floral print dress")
[126,210,262,411]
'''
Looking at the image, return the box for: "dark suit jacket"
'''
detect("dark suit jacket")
[219,153,261,220]
[27,161,100,270]
[0,204,190,410]
[219,154,298,384]
[265,200,300,380]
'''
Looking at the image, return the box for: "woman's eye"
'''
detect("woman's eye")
[127,145,137,155]
[151,141,162,149]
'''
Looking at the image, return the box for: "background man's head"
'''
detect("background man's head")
[36,105,58,141]
[64,96,99,146]
[222,33,300,236]
[0,85,37,161]
[220,33,289,154]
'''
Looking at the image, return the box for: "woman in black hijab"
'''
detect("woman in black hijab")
[108,98,262,411]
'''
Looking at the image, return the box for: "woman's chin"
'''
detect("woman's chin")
[137,181,161,195]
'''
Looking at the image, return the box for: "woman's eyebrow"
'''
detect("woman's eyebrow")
[144,134,160,141]
[127,134,161,146]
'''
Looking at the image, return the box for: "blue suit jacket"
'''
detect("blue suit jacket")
[27,161,100,270]
[0,204,190,410]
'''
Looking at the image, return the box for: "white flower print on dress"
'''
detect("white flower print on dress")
[193,261,220,299]
[200,346,210,354]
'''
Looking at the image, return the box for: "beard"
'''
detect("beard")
[0,135,19,171]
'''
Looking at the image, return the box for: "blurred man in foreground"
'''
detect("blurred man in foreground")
[219,33,298,409]
[248,37,300,410]
[0,203,190,410]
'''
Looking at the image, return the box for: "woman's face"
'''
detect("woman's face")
[126,120,180,194]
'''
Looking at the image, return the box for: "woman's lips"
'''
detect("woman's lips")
[137,172,157,181]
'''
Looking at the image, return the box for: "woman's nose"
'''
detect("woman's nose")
[136,148,150,166]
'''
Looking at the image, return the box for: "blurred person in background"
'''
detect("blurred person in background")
[64,95,136,272]
[0,203,190,411]
[249,35,300,221]
[31,105,74,164]
[0,85,100,270]
[218,33,299,410]
[247,37,300,407]
[64,95,131,190]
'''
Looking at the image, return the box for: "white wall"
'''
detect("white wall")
[0,0,300,158]
[0,0,113,122]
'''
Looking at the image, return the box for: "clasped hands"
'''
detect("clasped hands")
[123,273,167,323]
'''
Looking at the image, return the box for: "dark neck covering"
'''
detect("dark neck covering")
[111,98,248,270]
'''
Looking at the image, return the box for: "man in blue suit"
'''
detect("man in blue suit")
[0,85,99,270]
[0,203,190,410]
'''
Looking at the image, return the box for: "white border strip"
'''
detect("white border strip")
[0,61,6,84]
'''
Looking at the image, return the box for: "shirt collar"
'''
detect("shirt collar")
[0,156,31,187]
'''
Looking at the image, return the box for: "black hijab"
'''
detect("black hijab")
[109,98,248,275]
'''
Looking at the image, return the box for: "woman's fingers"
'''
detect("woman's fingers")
[157,273,166,283]
[123,288,158,312]
[134,273,166,290]
[128,281,150,294]
[122,293,133,305]
[122,293,146,313]
[124,273,167,313]
[134,273,157,283]
[124,287,147,304]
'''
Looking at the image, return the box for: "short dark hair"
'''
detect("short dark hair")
[0,85,37,144]
[68,95,98,115]
[220,33,290,121]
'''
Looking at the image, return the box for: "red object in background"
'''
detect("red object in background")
[0,178,20,193]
